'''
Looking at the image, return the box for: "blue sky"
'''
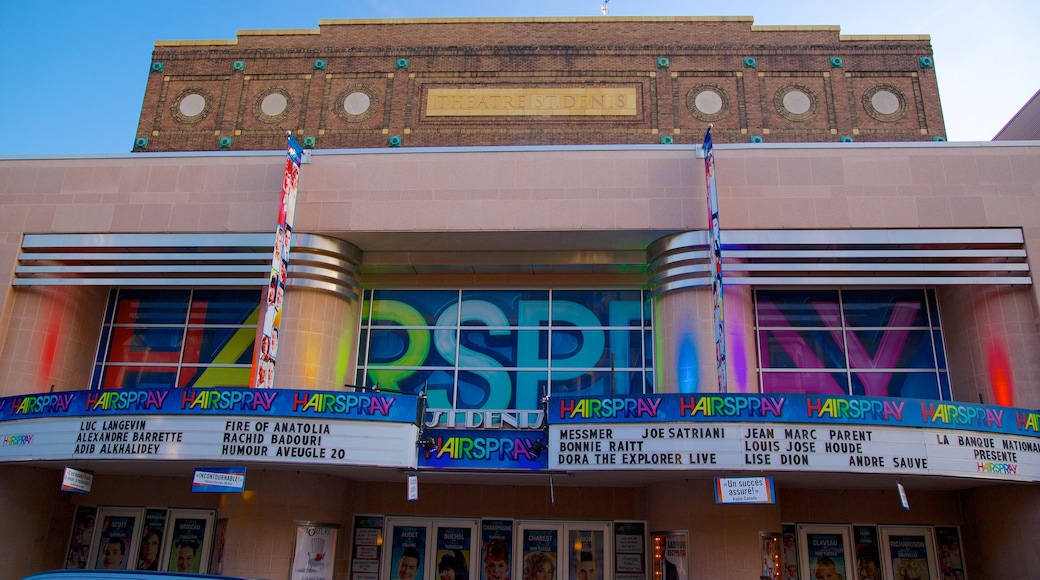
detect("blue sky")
[1,0,1037,155]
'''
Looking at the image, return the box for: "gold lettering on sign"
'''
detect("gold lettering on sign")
[425,87,638,117]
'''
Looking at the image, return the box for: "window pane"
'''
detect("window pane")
[183,327,256,365]
[459,328,547,368]
[189,289,261,324]
[367,328,455,367]
[457,370,547,410]
[106,327,184,364]
[552,289,645,327]
[758,329,845,369]
[460,289,549,326]
[550,370,616,398]
[851,371,939,399]
[756,290,840,327]
[101,366,178,390]
[114,290,189,324]
[841,289,929,328]
[367,290,460,326]
[760,371,850,395]
[846,329,935,369]
[178,366,251,389]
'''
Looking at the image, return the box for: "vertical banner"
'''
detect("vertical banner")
[522,528,558,580]
[351,516,385,580]
[780,525,798,580]
[436,526,473,580]
[136,509,167,571]
[703,125,727,392]
[934,527,965,580]
[290,521,340,580]
[480,520,514,580]
[65,506,97,569]
[760,533,781,580]
[852,526,881,580]
[255,133,303,388]
[208,518,228,575]
[390,525,428,580]
[613,522,646,580]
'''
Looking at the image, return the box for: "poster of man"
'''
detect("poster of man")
[391,526,428,580]
[93,513,139,570]
[568,531,603,580]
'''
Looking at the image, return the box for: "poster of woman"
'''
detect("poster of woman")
[805,533,847,580]
[166,517,207,573]
[480,520,513,580]
[436,526,472,580]
[887,535,931,580]
[522,528,558,580]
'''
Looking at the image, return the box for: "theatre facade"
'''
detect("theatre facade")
[2,16,1039,580]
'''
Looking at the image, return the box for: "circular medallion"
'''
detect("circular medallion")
[686,85,730,122]
[774,86,818,122]
[170,88,213,124]
[863,85,908,122]
[254,89,294,124]
[334,86,378,123]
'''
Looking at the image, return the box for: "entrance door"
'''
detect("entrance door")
[796,525,855,580]
[383,518,481,580]
[515,522,612,580]
[878,526,938,580]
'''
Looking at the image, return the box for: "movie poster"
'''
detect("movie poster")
[569,530,604,580]
[805,532,847,580]
[436,526,472,580]
[852,526,881,580]
[135,509,166,571]
[65,506,97,569]
[522,528,558,580]
[390,525,428,580]
[780,525,798,580]
[291,521,340,580]
[887,534,931,580]
[660,531,688,580]
[352,516,385,580]
[166,517,207,573]
[94,513,138,570]
[934,527,965,580]
[480,519,513,580]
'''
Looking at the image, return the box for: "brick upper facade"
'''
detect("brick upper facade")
[135,16,944,152]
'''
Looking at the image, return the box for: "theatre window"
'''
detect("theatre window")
[755,288,950,399]
[356,289,655,410]
[92,289,261,390]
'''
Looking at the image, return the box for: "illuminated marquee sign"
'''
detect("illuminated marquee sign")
[548,394,1040,482]
[0,388,420,467]
[418,429,546,470]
